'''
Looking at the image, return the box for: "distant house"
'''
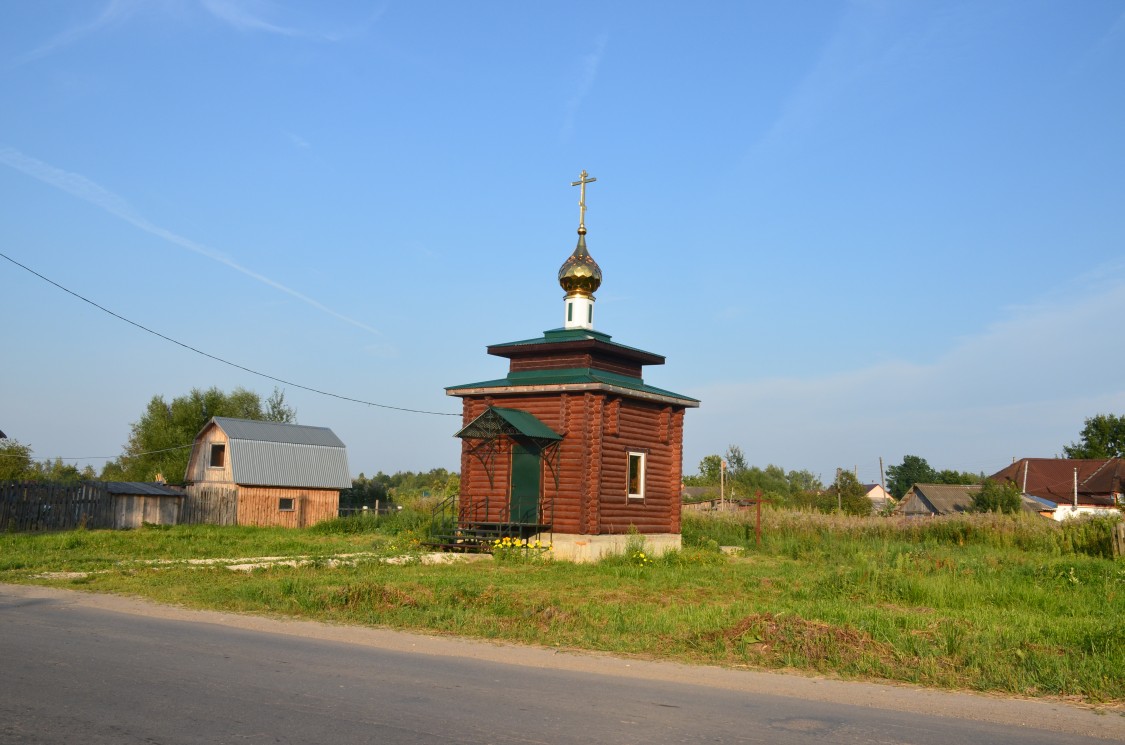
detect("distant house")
[896,483,981,517]
[184,417,351,528]
[989,458,1123,521]
[863,483,895,512]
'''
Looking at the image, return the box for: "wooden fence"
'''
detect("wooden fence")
[0,481,115,531]
[1,481,238,531]
[1114,522,1125,559]
[181,485,239,526]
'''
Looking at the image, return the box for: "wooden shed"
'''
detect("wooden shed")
[444,172,698,560]
[184,417,351,528]
[105,481,185,528]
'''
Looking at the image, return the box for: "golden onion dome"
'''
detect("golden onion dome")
[558,232,602,296]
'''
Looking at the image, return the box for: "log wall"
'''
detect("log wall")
[507,351,642,378]
[457,390,686,535]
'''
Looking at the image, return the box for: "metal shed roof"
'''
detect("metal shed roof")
[212,417,345,447]
[104,482,185,497]
[206,417,351,489]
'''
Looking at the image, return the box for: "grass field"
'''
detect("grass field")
[2,509,1122,706]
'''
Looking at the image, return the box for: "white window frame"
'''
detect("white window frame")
[627,451,646,501]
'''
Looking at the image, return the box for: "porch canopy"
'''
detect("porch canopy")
[455,406,562,446]
[455,406,562,493]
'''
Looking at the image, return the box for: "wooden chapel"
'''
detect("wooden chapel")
[445,171,699,560]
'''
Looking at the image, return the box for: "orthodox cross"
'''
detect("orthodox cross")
[571,170,597,232]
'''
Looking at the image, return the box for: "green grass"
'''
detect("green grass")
[2,511,1122,705]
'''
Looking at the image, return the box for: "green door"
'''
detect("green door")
[509,443,541,524]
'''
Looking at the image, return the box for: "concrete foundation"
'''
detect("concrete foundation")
[536,532,682,563]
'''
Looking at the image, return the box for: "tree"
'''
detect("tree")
[829,470,872,516]
[971,479,1022,514]
[724,445,749,476]
[786,469,823,493]
[28,458,95,483]
[340,472,391,508]
[933,469,984,486]
[0,439,33,480]
[0,440,97,483]
[733,464,788,498]
[266,388,297,424]
[684,454,722,485]
[1063,414,1125,459]
[101,386,296,485]
[886,455,936,499]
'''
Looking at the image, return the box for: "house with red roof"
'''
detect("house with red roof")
[989,458,1123,520]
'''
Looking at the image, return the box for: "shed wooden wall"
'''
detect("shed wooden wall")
[112,494,183,529]
[236,486,339,528]
[458,392,685,535]
[185,424,233,485]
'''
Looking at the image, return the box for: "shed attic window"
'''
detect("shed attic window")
[627,452,645,500]
[209,444,225,468]
[279,498,295,511]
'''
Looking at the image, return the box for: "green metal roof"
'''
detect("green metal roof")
[488,328,663,362]
[489,327,615,347]
[446,367,699,405]
[455,406,562,441]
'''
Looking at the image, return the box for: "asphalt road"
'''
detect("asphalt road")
[1,584,1121,744]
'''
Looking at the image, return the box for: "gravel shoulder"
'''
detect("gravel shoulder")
[3,582,1122,741]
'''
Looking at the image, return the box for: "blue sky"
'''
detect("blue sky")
[2,1,1123,486]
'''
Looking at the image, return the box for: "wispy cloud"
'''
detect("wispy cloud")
[0,146,379,335]
[200,0,384,42]
[687,275,1125,482]
[201,0,305,38]
[284,131,311,149]
[8,0,141,68]
[746,3,902,161]
[561,32,609,142]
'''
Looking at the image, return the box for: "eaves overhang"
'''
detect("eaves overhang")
[446,367,699,408]
[487,328,665,366]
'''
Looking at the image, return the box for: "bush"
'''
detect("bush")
[970,479,1021,514]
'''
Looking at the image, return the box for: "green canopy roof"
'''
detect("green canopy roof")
[455,406,562,442]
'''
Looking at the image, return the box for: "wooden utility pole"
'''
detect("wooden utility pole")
[720,459,727,511]
[755,489,763,546]
[835,467,842,512]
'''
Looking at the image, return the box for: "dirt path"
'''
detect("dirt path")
[3,582,1122,741]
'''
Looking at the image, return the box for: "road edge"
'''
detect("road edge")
[3,582,1122,740]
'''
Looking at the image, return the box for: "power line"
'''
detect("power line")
[0,444,193,462]
[1,251,460,417]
